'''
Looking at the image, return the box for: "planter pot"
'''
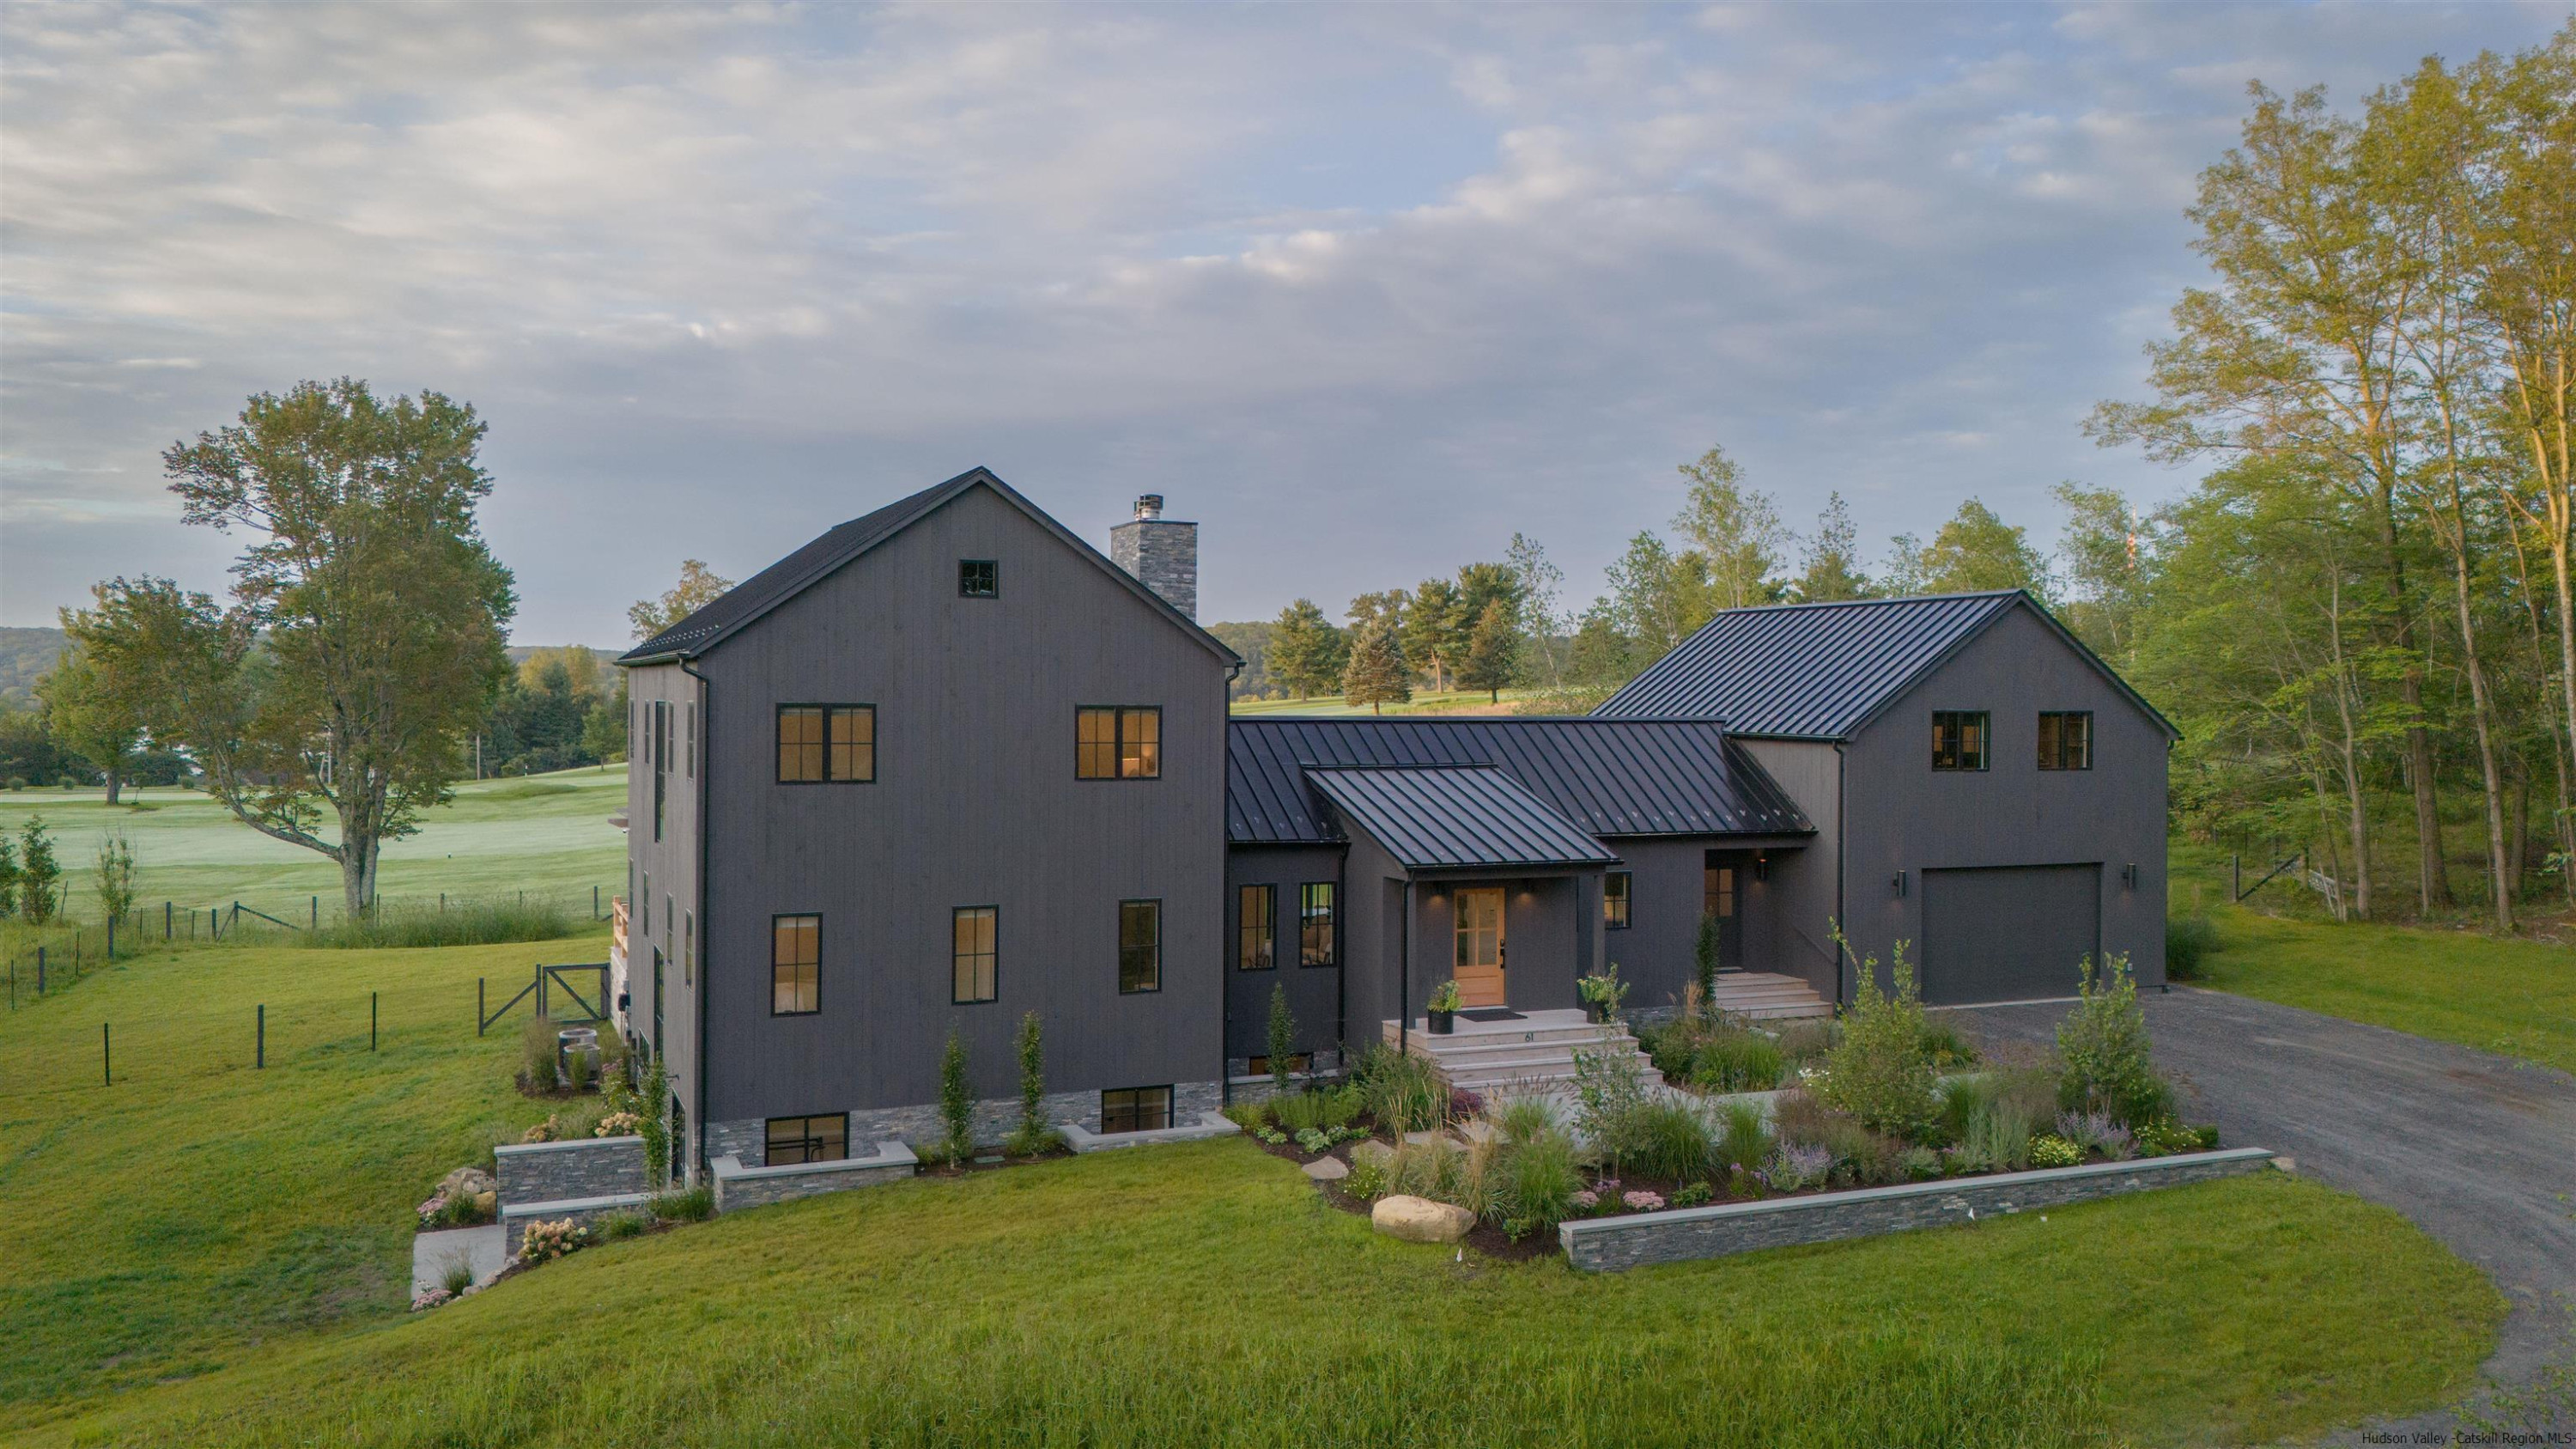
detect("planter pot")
[1427,1009,1455,1035]
[1584,1000,1608,1024]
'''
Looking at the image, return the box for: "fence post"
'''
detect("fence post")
[37,947,46,995]
[372,991,379,1052]
[477,977,485,1037]
[106,919,114,960]
[312,896,319,929]
[166,900,173,941]
[594,886,600,919]
[103,1023,111,1087]
[257,1004,264,1068]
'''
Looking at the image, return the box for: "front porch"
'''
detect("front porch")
[1383,1008,1647,1094]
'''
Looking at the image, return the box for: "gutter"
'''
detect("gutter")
[1833,740,1847,1011]
[682,656,714,1184]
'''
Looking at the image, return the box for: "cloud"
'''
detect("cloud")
[2,2,2560,641]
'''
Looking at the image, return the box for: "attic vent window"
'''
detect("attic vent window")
[959,559,998,598]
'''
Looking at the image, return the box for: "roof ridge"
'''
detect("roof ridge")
[1704,589,2025,618]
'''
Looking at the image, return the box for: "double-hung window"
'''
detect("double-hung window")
[1119,899,1161,993]
[1298,883,1336,966]
[1931,710,1990,771]
[1605,871,1631,928]
[2038,711,2093,770]
[953,906,998,1003]
[772,914,818,1014]
[1076,707,1161,780]
[778,704,874,782]
[1237,885,1275,971]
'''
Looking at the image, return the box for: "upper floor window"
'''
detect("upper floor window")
[959,559,999,598]
[778,704,875,783]
[1237,884,1275,971]
[2038,711,2093,770]
[1119,899,1161,993]
[772,914,818,1014]
[1931,710,1990,771]
[953,905,998,1003]
[1076,706,1161,780]
[1299,882,1336,966]
[1605,871,1631,929]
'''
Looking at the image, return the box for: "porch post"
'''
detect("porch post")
[1398,879,1413,1056]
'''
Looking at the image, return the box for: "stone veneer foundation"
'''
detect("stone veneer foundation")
[1560,1147,2277,1271]
[493,1135,648,1206]
[706,1081,1222,1167]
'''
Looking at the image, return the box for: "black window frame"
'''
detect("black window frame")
[683,909,695,987]
[1931,709,1990,771]
[1075,705,1162,781]
[652,699,668,841]
[1100,1085,1174,1135]
[2038,710,2093,771]
[1119,898,1162,994]
[777,703,875,784]
[764,1113,848,1166]
[1605,870,1631,929]
[771,913,820,1016]
[1298,881,1337,967]
[1704,865,1735,922]
[958,558,999,598]
[1247,1053,1313,1076]
[1237,884,1276,971]
[952,904,999,1004]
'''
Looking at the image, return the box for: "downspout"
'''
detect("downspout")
[1833,740,1847,1011]
[1221,660,1242,1104]
[1398,879,1413,1057]
[682,656,714,1183]
[1334,846,1348,1068]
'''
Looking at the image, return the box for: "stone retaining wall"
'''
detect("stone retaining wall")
[502,1191,654,1254]
[494,1135,648,1206]
[707,1081,1221,1166]
[711,1143,919,1212]
[1560,1148,2278,1271]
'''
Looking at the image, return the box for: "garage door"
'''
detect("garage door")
[1920,864,2100,1006]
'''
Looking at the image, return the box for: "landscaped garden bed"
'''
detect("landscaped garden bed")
[1245,943,2226,1265]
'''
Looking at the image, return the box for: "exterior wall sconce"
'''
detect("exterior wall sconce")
[1753,853,1769,882]
[1893,869,1908,898]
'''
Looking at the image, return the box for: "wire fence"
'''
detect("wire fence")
[3,885,617,1010]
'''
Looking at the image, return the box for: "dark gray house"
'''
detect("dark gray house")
[1594,591,2179,1006]
[616,472,2172,1178]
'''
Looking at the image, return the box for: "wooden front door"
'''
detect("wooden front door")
[1453,888,1506,1008]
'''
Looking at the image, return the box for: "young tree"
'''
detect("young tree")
[2052,483,2148,661]
[629,560,735,641]
[1267,599,1346,699]
[1913,499,2052,598]
[1673,445,1785,610]
[1340,618,1412,714]
[1791,492,1874,603]
[18,815,62,924]
[1504,533,1570,686]
[1345,589,1408,636]
[0,836,19,921]
[1601,532,1709,659]
[1405,577,1467,693]
[1266,983,1297,1098]
[93,831,137,926]
[92,380,518,916]
[1457,600,1523,703]
[33,642,143,804]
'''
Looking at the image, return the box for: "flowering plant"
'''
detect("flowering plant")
[596,1111,643,1138]
[415,1190,454,1227]
[1759,1143,1834,1193]
[1571,1190,1599,1211]
[410,1288,454,1312]
[519,1217,592,1265]
[1620,1190,1665,1212]
[521,1114,561,1144]
[2027,1134,2084,1169]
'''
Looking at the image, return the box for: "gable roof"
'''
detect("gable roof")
[1593,590,2178,741]
[1305,765,1619,872]
[617,467,1240,667]
[1226,717,1814,847]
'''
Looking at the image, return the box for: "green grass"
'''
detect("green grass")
[2186,904,2576,1075]
[0,764,628,919]
[0,932,604,1413]
[0,931,2506,1447]
[1230,687,1546,716]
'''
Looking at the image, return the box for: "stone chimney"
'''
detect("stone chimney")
[1111,495,1197,620]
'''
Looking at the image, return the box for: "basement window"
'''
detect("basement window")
[1101,1086,1173,1135]
[765,1114,848,1166]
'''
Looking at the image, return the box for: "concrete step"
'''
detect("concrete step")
[1383,1022,1631,1050]
[1400,1035,1643,1065]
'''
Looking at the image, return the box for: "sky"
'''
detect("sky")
[2,2,2564,645]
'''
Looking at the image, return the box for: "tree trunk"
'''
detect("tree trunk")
[103,768,121,807]
[2325,575,2373,919]
[2446,550,2515,932]
[2368,479,2451,913]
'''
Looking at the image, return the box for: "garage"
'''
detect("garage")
[1920,864,2101,1006]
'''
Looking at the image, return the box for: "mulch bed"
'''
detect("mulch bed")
[1247,1131,1558,1264]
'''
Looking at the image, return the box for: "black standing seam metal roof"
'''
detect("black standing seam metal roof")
[617,467,1241,667]
[1225,717,1814,847]
[1304,765,1619,871]
[1593,590,2178,740]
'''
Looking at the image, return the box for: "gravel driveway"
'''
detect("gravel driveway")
[1959,986,2576,1437]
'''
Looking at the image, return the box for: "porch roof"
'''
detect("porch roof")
[1304,764,1620,873]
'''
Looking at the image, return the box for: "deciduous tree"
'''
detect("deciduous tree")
[629,560,734,642]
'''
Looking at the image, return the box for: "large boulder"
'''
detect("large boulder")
[1372,1194,1474,1244]
[440,1166,497,1200]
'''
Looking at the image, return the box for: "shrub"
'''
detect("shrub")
[1693,911,1722,1011]
[17,816,62,923]
[937,1028,973,1165]
[1627,1101,1715,1181]
[1622,1189,1666,1212]
[518,1218,591,1265]
[1447,1087,1484,1123]
[2166,912,2219,981]
[2029,1135,2084,1169]
[595,1111,643,1138]
[650,1183,714,1221]
[1004,1011,1058,1157]
[2056,953,2169,1128]
[1498,1129,1583,1234]
[1386,1138,1462,1201]
[2056,1111,2134,1160]
[1917,1017,1979,1070]
[1714,1099,1773,1176]
[304,895,574,948]
[438,1257,476,1295]
[1958,1099,2038,1173]
[1571,1034,1652,1172]
[1490,1095,1557,1147]
[1273,1085,1361,1135]
[1577,964,1630,1020]
[598,1212,649,1240]
[1343,1146,1389,1199]
[1690,1032,1785,1093]
[1266,985,1297,1098]
[1762,1142,1834,1192]
[1817,933,1937,1141]
[1352,1044,1444,1135]
[93,831,137,926]
[1936,1075,1995,1148]
[1898,1146,1943,1180]
[521,1014,562,1093]
[1452,1136,1500,1220]
[410,1287,453,1312]
[519,1114,561,1144]
[2136,1118,2218,1157]
[1672,1181,1716,1209]
[1775,1018,1839,1063]
[1221,1099,1271,1130]
[565,1046,596,1094]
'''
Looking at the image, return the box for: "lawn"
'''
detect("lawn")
[2182,900,2576,1077]
[0,941,2506,1447]
[0,765,629,919]
[1230,687,1546,716]
[0,931,603,1415]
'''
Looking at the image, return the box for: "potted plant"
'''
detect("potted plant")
[1427,980,1462,1035]
[1579,964,1629,1024]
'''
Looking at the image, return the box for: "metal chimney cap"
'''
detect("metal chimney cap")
[1133,494,1163,519]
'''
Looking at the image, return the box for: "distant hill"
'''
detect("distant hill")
[0,627,65,709]
[0,628,617,711]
